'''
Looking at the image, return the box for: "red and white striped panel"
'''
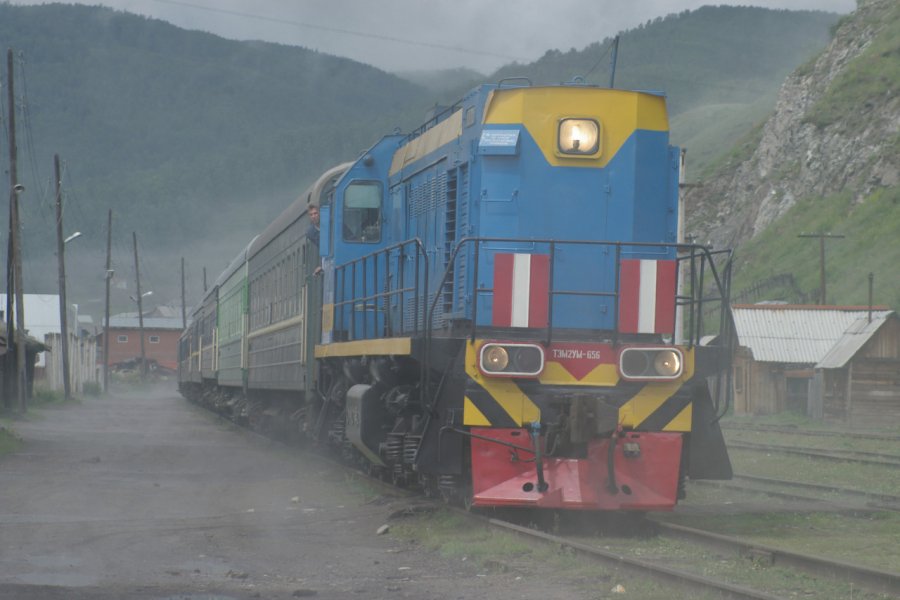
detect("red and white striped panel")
[492,253,550,328]
[618,259,677,334]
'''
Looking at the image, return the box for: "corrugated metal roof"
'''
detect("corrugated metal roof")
[732,305,893,365]
[108,315,183,330]
[816,312,894,369]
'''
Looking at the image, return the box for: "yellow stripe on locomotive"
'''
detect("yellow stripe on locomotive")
[482,86,669,168]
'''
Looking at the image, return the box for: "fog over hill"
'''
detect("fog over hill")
[0,3,839,317]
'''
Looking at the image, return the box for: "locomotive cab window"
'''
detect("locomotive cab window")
[557,118,600,156]
[343,181,382,243]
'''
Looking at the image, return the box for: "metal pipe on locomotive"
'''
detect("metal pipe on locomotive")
[179,80,734,511]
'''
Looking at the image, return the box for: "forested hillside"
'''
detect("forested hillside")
[0,3,839,310]
[0,3,430,306]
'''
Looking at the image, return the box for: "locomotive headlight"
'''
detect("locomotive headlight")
[482,345,509,372]
[654,350,681,377]
[619,347,684,380]
[558,118,600,155]
[479,343,545,377]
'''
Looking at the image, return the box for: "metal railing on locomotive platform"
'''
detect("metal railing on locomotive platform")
[329,237,734,417]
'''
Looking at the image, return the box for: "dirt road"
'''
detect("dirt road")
[0,384,602,600]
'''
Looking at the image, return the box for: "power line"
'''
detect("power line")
[151,0,526,63]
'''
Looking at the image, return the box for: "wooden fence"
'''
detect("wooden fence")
[41,333,100,394]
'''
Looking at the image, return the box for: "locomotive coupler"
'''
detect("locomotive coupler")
[528,421,549,493]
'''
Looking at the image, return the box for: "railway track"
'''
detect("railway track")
[723,423,900,443]
[651,519,900,596]
[482,513,900,599]
[728,440,900,467]
[487,516,785,600]
[195,402,899,599]
[693,477,900,513]
[733,473,900,510]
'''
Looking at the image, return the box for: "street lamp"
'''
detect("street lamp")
[57,218,83,403]
[129,290,153,304]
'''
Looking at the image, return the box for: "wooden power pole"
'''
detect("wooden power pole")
[103,209,112,394]
[181,257,187,330]
[132,232,147,379]
[798,232,845,305]
[7,48,27,412]
[54,154,71,401]
[5,49,16,410]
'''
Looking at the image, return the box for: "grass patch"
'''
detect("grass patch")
[0,425,21,457]
[725,429,900,456]
[730,448,900,497]
[803,1,900,129]
[29,384,74,407]
[731,185,900,308]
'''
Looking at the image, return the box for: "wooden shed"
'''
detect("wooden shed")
[731,305,900,425]
[813,311,900,425]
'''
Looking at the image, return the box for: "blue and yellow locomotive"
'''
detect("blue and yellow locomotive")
[179,80,733,511]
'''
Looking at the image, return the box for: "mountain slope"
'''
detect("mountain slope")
[684,0,900,307]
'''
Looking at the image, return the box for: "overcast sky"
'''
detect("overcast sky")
[11,0,857,72]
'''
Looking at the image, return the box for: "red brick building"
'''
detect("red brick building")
[98,314,182,373]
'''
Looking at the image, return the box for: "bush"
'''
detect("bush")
[31,384,65,404]
[82,381,102,396]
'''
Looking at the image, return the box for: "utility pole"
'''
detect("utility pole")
[132,232,147,380]
[7,48,26,412]
[798,232,845,305]
[5,49,16,410]
[867,272,874,323]
[202,267,207,293]
[54,154,71,401]
[103,209,112,394]
[181,257,187,330]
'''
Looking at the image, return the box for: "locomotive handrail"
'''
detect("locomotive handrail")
[497,77,533,88]
[330,235,732,414]
[332,238,429,341]
[419,237,733,411]
[424,236,732,345]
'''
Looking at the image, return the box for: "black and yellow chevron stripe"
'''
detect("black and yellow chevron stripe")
[463,341,695,432]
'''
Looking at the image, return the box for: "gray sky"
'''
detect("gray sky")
[12,0,856,72]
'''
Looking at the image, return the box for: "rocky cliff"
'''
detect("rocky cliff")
[685,0,900,251]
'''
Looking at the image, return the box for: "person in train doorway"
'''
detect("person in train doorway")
[307,203,323,276]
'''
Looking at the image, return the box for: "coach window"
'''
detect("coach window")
[343,182,382,243]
